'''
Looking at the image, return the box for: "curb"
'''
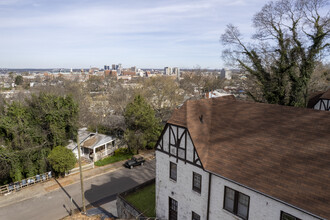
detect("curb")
[46,153,155,192]
[0,152,155,209]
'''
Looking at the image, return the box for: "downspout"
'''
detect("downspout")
[207,173,212,220]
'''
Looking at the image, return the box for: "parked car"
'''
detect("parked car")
[124,156,146,169]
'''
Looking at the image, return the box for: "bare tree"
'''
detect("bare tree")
[221,0,329,107]
[308,61,330,92]
[138,76,184,121]
[180,68,225,99]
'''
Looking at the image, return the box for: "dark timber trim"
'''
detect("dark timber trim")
[184,129,187,164]
[186,129,204,170]
[158,148,203,168]
[315,99,330,111]
[207,173,212,220]
[155,123,169,150]
[156,123,204,169]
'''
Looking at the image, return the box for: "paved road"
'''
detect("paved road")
[0,160,155,220]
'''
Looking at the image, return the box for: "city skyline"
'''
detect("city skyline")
[1,0,264,69]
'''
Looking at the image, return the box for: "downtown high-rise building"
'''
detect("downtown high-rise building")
[164,67,172,75]
[172,67,180,77]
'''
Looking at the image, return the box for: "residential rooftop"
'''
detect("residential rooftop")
[168,96,330,219]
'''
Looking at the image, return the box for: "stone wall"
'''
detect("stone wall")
[116,178,155,220]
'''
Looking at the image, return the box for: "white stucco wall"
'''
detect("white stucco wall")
[313,99,330,111]
[156,125,208,220]
[208,173,321,220]
[156,151,209,220]
[156,124,323,220]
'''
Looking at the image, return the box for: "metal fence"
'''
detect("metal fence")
[0,171,52,195]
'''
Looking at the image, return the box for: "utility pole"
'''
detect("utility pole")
[77,134,86,213]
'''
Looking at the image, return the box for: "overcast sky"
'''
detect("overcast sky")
[0,0,265,69]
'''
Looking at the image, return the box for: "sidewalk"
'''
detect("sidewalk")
[0,150,155,209]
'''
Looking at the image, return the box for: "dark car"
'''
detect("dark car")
[124,156,146,169]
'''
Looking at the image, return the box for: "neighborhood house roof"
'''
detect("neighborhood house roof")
[81,133,114,149]
[168,96,330,219]
[66,129,114,151]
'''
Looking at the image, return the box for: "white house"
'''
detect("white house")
[205,89,231,99]
[67,129,116,162]
[155,96,330,220]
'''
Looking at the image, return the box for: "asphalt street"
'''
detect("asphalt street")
[0,159,155,220]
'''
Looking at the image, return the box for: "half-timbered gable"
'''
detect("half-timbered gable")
[314,98,330,111]
[156,124,202,168]
[308,88,330,111]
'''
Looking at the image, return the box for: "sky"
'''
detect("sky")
[0,0,265,69]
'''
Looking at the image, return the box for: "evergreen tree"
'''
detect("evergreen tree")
[124,95,162,153]
[0,93,79,183]
[48,146,76,176]
[14,75,24,86]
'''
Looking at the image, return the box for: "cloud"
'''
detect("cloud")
[0,0,20,6]
[0,0,264,68]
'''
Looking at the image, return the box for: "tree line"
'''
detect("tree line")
[0,93,78,184]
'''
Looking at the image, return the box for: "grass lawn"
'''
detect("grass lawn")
[124,183,156,217]
[94,150,133,166]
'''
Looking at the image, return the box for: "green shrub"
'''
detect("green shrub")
[48,146,76,175]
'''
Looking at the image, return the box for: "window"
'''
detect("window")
[169,197,178,220]
[281,211,301,220]
[192,211,200,220]
[170,162,177,181]
[224,186,250,220]
[192,172,202,193]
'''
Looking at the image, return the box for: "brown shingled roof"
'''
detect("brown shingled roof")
[307,91,324,108]
[320,88,330,100]
[168,97,330,219]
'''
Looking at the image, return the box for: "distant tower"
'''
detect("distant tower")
[164,67,172,75]
[173,67,180,77]
[118,63,122,75]
[131,66,137,72]
[220,68,232,79]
